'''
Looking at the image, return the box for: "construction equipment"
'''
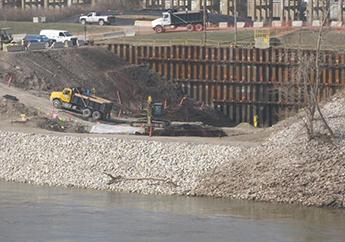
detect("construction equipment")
[130,96,170,130]
[254,29,270,49]
[50,87,113,120]
[152,10,205,33]
[0,28,14,51]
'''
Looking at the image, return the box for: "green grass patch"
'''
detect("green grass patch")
[0,21,120,35]
[116,30,256,46]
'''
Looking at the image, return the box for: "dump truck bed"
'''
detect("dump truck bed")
[71,93,113,115]
[74,93,112,104]
[171,11,204,25]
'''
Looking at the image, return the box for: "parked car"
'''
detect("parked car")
[22,34,55,47]
[79,11,116,26]
[39,29,78,46]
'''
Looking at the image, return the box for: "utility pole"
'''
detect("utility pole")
[203,0,207,46]
[84,25,87,42]
[234,0,237,45]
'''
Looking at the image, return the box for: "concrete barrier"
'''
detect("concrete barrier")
[33,16,46,23]
[65,41,74,48]
[77,40,86,46]
[331,21,342,27]
[219,22,228,28]
[28,42,47,51]
[12,34,26,43]
[103,31,126,38]
[312,20,321,27]
[272,21,282,27]
[6,45,24,52]
[125,31,136,37]
[51,42,64,49]
[89,31,127,41]
[33,17,39,23]
[292,21,303,27]
[134,20,152,27]
[253,22,264,28]
[237,22,246,28]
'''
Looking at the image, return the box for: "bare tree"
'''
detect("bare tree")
[278,0,334,140]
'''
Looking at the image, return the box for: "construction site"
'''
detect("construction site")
[0,0,344,223]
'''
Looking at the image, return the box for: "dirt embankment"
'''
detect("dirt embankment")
[0,47,230,126]
[0,47,177,110]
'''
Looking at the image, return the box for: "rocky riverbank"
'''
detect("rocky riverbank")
[196,94,345,208]
[0,132,242,196]
[0,93,344,208]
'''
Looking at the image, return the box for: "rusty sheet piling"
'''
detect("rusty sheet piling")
[101,43,345,126]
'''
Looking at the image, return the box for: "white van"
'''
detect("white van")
[39,29,78,46]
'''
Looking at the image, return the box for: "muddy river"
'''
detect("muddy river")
[0,181,344,242]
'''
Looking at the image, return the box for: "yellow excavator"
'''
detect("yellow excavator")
[130,96,170,130]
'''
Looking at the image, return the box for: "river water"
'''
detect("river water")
[0,181,344,242]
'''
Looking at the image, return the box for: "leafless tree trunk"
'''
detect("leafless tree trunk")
[312,1,334,138]
[278,0,334,140]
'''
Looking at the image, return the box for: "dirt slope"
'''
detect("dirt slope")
[0,47,232,126]
[0,47,178,113]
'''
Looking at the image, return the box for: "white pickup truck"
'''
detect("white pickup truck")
[79,12,115,26]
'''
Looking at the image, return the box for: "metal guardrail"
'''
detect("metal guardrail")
[4,40,86,52]
[95,37,345,50]
[95,38,255,47]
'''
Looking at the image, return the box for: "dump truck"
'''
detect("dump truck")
[152,10,205,33]
[50,87,113,120]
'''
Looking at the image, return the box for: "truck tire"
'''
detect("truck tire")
[82,108,92,118]
[186,24,194,32]
[99,19,105,26]
[195,24,203,32]
[92,111,102,120]
[81,19,86,25]
[52,99,62,109]
[155,25,164,33]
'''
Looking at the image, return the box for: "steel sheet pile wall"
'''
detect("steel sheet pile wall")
[104,43,345,126]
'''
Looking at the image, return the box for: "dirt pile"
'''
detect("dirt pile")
[38,117,88,133]
[164,98,233,127]
[155,124,226,137]
[0,96,88,133]
[0,96,39,121]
